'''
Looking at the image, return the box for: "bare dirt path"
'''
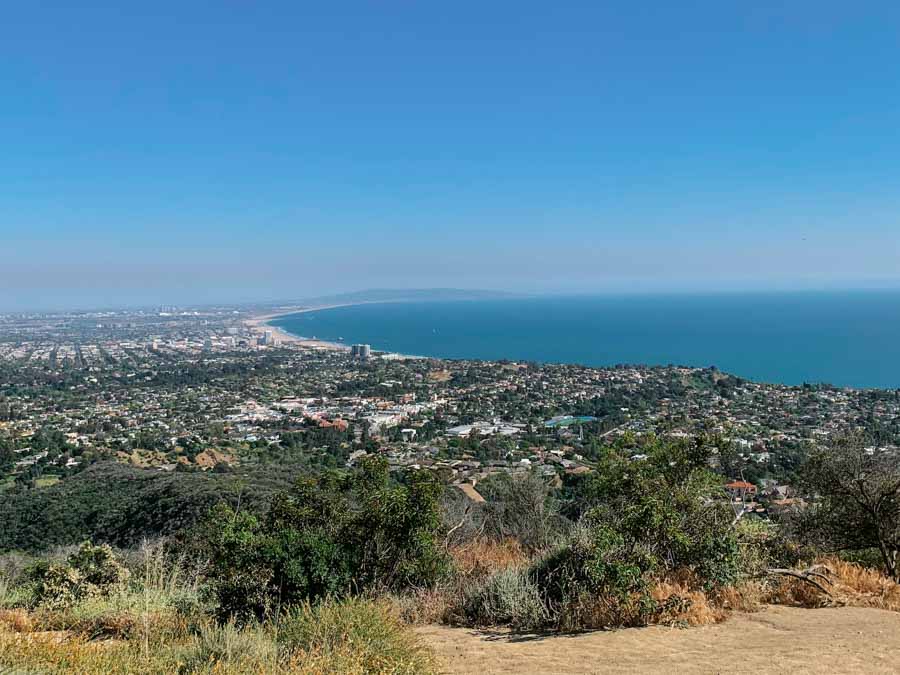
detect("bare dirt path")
[419,606,900,674]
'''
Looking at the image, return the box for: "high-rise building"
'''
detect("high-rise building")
[351,344,372,360]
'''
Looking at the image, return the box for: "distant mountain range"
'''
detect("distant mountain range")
[299,288,523,306]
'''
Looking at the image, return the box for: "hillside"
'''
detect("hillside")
[419,605,900,674]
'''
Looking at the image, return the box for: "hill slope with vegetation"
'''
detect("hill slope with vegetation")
[1,435,899,673]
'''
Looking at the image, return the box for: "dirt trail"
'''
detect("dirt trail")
[419,606,900,674]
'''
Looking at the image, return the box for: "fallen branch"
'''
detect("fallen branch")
[765,566,834,596]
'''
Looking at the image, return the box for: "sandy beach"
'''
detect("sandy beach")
[243,305,355,351]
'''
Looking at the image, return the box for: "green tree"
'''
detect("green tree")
[534,440,740,629]
[801,434,900,581]
[201,457,448,622]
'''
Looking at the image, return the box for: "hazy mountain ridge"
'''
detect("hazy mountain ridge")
[297,288,524,306]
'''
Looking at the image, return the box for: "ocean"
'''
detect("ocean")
[270,291,900,389]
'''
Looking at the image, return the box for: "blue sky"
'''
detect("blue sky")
[2,1,899,309]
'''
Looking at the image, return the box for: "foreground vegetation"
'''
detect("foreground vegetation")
[2,541,898,674]
[0,543,435,674]
[2,435,899,673]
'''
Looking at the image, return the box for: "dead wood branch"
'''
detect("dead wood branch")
[765,566,834,596]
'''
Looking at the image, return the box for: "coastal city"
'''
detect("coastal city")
[5,4,900,669]
[2,304,898,520]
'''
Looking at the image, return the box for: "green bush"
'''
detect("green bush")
[527,440,742,630]
[201,457,449,622]
[734,519,803,576]
[26,542,129,609]
[573,441,741,586]
[529,522,656,630]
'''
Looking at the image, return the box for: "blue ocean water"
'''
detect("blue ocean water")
[271,292,900,389]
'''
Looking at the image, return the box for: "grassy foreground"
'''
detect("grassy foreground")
[0,544,436,675]
[2,542,899,674]
[0,597,436,674]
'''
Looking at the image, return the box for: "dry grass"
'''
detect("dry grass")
[0,608,34,633]
[0,597,438,674]
[390,539,532,627]
[450,539,529,579]
[768,558,900,611]
[389,587,451,625]
[648,559,900,627]
[650,581,727,626]
[711,581,767,613]
[554,592,648,631]
[556,579,734,632]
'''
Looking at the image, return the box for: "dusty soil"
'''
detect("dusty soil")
[419,606,900,674]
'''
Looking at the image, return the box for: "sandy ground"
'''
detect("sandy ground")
[418,606,900,674]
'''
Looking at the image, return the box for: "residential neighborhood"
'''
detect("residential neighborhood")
[2,305,898,518]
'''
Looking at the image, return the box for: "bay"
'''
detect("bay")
[270,291,900,388]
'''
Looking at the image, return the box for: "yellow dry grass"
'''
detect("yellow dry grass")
[650,581,728,626]
[449,539,529,578]
[390,540,531,626]
[769,558,900,611]
[0,599,438,674]
[0,608,34,633]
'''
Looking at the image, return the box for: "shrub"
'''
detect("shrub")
[278,597,437,674]
[529,522,656,630]
[182,620,280,672]
[26,562,83,609]
[521,440,744,630]
[569,442,742,586]
[800,434,900,581]
[68,541,130,590]
[26,542,129,609]
[478,472,569,553]
[451,568,547,630]
[734,519,803,577]
[201,457,449,622]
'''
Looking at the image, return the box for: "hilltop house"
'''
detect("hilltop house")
[724,480,757,500]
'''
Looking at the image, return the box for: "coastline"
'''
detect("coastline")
[244,304,359,351]
[245,301,426,359]
[239,293,900,388]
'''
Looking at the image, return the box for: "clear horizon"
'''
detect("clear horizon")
[3,2,900,309]
[4,285,900,315]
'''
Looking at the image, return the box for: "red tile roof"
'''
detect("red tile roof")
[725,480,756,489]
